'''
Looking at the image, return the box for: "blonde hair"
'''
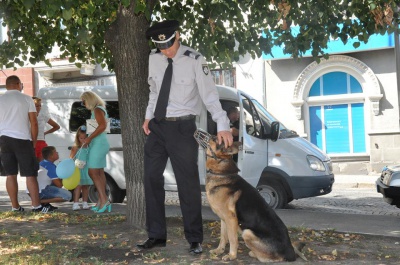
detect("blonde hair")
[80,91,105,111]
[74,126,87,148]
[32,97,41,104]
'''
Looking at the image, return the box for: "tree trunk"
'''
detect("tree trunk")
[105,6,150,227]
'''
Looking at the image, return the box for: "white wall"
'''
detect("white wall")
[0,19,6,43]
[234,54,265,105]
[350,50,399,133]
[264,57,313,134]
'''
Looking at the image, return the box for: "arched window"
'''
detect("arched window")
[291,55,382,156]
[308,72,365,154]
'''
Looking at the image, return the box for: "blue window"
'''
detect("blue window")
[309,72,363,96]
[308,72,365,154]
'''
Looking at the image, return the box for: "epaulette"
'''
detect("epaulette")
[184,50,200,59]
[149,49,161,55]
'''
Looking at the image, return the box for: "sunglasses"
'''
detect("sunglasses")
[80,125,87,131]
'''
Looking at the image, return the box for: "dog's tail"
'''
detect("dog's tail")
[292,241,307,261]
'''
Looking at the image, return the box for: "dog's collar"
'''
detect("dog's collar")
[206,153,227,164]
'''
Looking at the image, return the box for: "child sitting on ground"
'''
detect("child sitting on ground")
[69,125,93,210]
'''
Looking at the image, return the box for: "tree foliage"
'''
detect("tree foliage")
[0,0,399,70]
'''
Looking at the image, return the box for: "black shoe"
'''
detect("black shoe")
[136,238,166,249]
[32,205,54,213]
[42,203,58,210]
[189,242,202,254]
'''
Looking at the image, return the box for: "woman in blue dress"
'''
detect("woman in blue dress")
[80,91,111,213]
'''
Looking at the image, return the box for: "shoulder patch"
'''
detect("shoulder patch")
[184,50,200,59]
[202,64,209,75]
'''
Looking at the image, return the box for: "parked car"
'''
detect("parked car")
[376,165,400,208]
[38,85,335,208]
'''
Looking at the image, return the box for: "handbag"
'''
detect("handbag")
[75,159,86,169]
[73,144,88,169]
[86,118,111,134]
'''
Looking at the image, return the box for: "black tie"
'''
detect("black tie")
[154,58,173,121]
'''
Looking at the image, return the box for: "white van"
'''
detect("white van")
[38,85,334,208]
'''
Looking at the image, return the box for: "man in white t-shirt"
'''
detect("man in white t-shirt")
[0,75,47,213]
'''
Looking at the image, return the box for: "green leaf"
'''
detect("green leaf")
[62,9,74,21]
[134,3,146,14]
[353,42,361,49]
[22,0,35,10]
[121,0,131,8]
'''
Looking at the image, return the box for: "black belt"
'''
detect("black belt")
[163,115,196,121]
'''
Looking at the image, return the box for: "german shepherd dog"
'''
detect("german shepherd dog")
[194,129,306,262]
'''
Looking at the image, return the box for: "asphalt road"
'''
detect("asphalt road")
[287,186,400,217]
[165,185,400,217]
[2,174,399,217]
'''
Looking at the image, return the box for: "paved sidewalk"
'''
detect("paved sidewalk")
[333,174,378,188]
[3,174,399,239]
[0,173,379,203]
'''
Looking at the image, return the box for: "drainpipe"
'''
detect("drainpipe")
[396,26,400,127]
[262,60,267,108]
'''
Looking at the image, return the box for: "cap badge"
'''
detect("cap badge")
[158,34,166,41]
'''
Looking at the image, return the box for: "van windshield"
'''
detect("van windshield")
[251,99,299,139]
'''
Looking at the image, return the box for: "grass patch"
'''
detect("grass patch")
[0,229,85,264]
[0,212,128,265]
[1,214,399,264]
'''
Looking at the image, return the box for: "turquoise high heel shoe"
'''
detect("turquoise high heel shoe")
[91,205,99,211]
[95,202,112,213]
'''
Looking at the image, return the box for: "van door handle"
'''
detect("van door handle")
[245,151,254,154]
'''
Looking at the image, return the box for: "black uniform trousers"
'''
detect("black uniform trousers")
[144,118,203,243]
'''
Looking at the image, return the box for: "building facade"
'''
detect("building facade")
[234,33,399,174]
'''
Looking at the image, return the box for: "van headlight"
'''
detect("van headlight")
[307,155,326,172]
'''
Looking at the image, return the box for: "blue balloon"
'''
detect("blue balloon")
[56,159,75,179]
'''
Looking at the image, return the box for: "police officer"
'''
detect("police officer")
[137,20,233,254]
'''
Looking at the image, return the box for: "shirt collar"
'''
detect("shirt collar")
[5,90,21,94]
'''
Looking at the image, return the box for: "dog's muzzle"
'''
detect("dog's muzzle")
[194,129,213,149]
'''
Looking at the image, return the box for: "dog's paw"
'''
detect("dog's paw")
[249,251,256,258]
[222,254,237,261]
[210,248,225,255]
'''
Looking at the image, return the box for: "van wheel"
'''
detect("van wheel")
[257,180,287,209]
[88,175,126,203]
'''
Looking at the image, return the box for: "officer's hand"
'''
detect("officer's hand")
[217,130,233,148]
[142,119,151,135]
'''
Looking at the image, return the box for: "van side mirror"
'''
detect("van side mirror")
[269,121,280,142]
